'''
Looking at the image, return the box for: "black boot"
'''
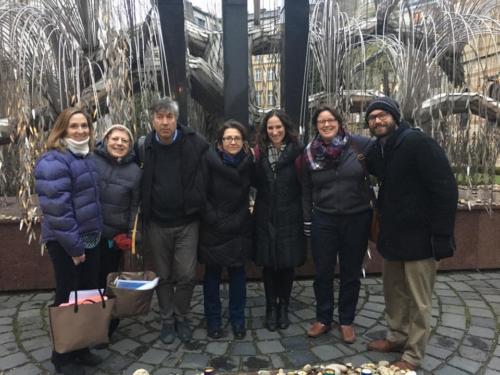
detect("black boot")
[265,303,278,331]
[277,300,290,329]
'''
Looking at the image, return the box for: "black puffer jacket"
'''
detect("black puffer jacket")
[302,135,373,222]
[253,142,306,269]
[92,141,142,239]
[366,121,458,261]
[199,146,254,267]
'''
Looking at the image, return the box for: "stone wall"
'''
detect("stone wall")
[1,205,499,291]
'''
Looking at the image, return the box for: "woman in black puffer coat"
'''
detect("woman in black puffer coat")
[199,120,254,340]
[253,109,306,332]
[92,124,142,339]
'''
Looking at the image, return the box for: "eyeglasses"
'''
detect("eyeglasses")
[367,111,390,123]
[317,118,338,126]
[222,136,242,143]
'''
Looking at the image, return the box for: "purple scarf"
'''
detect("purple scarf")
[304,131,349,170]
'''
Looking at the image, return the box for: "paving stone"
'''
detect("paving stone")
[241,355,271,371]
[469,308,494,318]
[153,367,184,375]
[284,350,318,368]
[19,329,45,340]
[434,365,470,375]
[208,356,239,372]
[281,335,310,351]
[269,353,285,369]
[439,296,463,305]
[363,302,385,313]
[435,326,465,340]
[254,328,280,340]
[206,342,228,355]
[139,347,169,365]
[463,335,492,351]
[420,355,442,372]
[179,353,210,369]
[425,344,454,359]
[435,288,457,297]
[358,309,381,319]
[487,356,500,370]
[111,338,143,355]
[257,340,285,354]
[230,342,256,356]
[0,342,17,357]
[22,346,57,366]
[294,308,315,320]
[0,325,12,334]
[468,326,495,339]
[279,323,306,336]
[22,335,51,352]
[354,315,377,328]
[0,308,17,318]
[470,316,496,328]
[0,331,16,344]
[458,345,489,362]
[441,313,467,329]
[310,344,344,361]
[3,362,41,375]
[0,351,29,370]
[448,355,482,373]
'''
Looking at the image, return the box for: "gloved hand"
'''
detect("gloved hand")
[113,233,132,251]
[303,221,312,237]
[431,235,455,261]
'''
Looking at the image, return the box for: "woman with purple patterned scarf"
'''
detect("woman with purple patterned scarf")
[302,105,373,344]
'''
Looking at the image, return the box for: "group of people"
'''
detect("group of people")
[35,96,458,375]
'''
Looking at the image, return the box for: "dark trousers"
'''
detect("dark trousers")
[262,267,295,305]
[97,239,122,337]
[203,265,246,329]
[47,241,100,367]
[97,239,122,290]
[311,210,370,325]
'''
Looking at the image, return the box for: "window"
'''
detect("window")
[255,68,262,82]
[267,68,275,81]
[195,17,206,28]
[256,91,263,106]
[267,91,275,106]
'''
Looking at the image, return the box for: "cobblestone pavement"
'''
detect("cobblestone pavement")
[2,271,500,375]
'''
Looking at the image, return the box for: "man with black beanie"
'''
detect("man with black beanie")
[364,96,458,371]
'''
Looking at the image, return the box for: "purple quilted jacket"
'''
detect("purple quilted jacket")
[35,149,102,256]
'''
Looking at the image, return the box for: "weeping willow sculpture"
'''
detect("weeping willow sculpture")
[0,0,499,243]
[306,0,500,201]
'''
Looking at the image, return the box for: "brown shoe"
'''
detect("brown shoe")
[307,321,331,337]
[367,339,402,352]
[391,360,417,371]
[339,325,356,344]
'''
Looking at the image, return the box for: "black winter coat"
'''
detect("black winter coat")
[138,124,209,223]
[253,142,306,269]
[92,141,142,239]
[198,147,254,267]
[366,121,458,261]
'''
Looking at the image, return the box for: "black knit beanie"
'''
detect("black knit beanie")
[365,96,401,125]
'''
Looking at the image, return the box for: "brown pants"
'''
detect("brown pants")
[383,258,437,366]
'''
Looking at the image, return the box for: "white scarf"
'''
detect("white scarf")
[64,137,90,156]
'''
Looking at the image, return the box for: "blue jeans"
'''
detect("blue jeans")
[203,265,246,329]
[311,210,370,325]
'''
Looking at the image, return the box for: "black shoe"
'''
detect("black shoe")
[207,326,223,339]
[277,302,290,330]
[73,350,102,366]
[265,304,278,331]
[93,342,109,350]
[176,319,192,343]
[232,325,246,340]
[55,362,85,375]
[160,322,176,344]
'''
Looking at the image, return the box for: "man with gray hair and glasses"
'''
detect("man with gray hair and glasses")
[137,97,208,344]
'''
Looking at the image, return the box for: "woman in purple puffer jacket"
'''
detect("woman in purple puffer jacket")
[35,107,103,375]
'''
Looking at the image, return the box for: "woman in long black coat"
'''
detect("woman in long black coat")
[253,109,306,331]
[199,120,254,340]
